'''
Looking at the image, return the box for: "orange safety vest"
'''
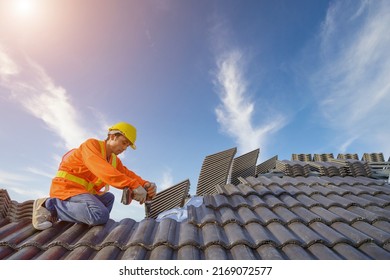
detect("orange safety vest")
[55,141,117,195]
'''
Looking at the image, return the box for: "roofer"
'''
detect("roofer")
[32,122,156,230]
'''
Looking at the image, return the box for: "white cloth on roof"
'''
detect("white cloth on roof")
[156,196,203,222]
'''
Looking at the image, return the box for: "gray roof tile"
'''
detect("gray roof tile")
[253,207,282,225]
[204,194,229,209]
[291,206,323,224]
[352,221,390,244]
[296,185,320,196]
[149,245,173,260]
[230,149,259,186]
[325,184,352,195]
[362,153,385,162]
[177,244,202,260]
[219,207,241,225]
[310,184,335,196]
[224,223,251,246]
[328,206,365,223]
[178,223,199,247]
[236,207,259,224]
[282,244,313,259]
[196,148,237,196]
[256,155,278,176]
[204,244,228,259]
[256,244,285,260]
[252,185,273,196]
[296,194,322,208]
[188,204,216,226]
[280,184,303,196]
[348,206,388,222]
[279,194,303,208]
[230,244,258,259]
[236,183,260,196]
[287,222,323,246]
[331,222,373,245]
[372,221,390,233]
[228,194,250,209]
[267,184,288,196]
[1,150,389,260]
[333,243,371,259]
[263,194,285,208]
[245,222,278,245]
[215,183,240,196]
[309,222,350,246]
[146,179,190,219]
[311,194,344,208]
[201,223,228,246]
[360,194,389,207]
[273,206,303,224]
[153,218,177,246]
[344,194,373,208]
[248,176,274,187]
[358,242,390,260]
[266,222,301,245]
[308,243,343,259]
[245,194,267,208]
[326,194,356,208]
[377,194,390,201]
[364,206,390,220]
[122,245,147,260]
[94,245,121,260]
[310,206,346,224]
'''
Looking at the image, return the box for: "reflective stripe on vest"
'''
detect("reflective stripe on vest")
[55,140,117,195]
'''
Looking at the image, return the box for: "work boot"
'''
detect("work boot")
[32,198,53,230]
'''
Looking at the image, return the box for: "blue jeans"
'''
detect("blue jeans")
[45,192,115,226]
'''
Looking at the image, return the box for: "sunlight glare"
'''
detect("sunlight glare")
[14,0,37,18]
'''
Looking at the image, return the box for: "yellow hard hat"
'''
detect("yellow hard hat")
[108,122,137,149]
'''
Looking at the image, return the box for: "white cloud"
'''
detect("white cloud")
[159,167,174,190]
[214,50,286,154]
[310,0,390,155]
[0,170,30,185]
[0,170,47,198]
[0,47,19,76]
[25,167,54,178]
[339,136,360,154]
[0,46,91,150]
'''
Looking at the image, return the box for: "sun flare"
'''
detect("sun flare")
[13,0,37,18]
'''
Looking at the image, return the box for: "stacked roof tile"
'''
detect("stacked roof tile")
[1,149,389,260]
[308,160,372,177]
[145,179,190,219]
[362,153,385,162]
[196,147,236,196]
[0,190,32,222]
[255,155,278,176]
[337,153,359,160]
[230,149,259,186]
[329,159,372,177]
[313,153,334,162]
[292,154,312,162]
[275,160,311,177]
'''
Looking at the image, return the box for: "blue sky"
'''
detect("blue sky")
[0,0,389,222]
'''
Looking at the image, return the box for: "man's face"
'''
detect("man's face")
[109,134,131,155]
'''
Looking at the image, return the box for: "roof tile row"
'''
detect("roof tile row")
[292,152,388,163]
[1,149,389,260]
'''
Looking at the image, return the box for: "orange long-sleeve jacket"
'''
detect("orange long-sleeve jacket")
[50,138,147,200]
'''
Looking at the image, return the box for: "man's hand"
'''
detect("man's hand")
[132,186,147,204]
[144,182,157,200]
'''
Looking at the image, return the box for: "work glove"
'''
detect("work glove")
[144,182,157,200]
[132,186,147,204]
